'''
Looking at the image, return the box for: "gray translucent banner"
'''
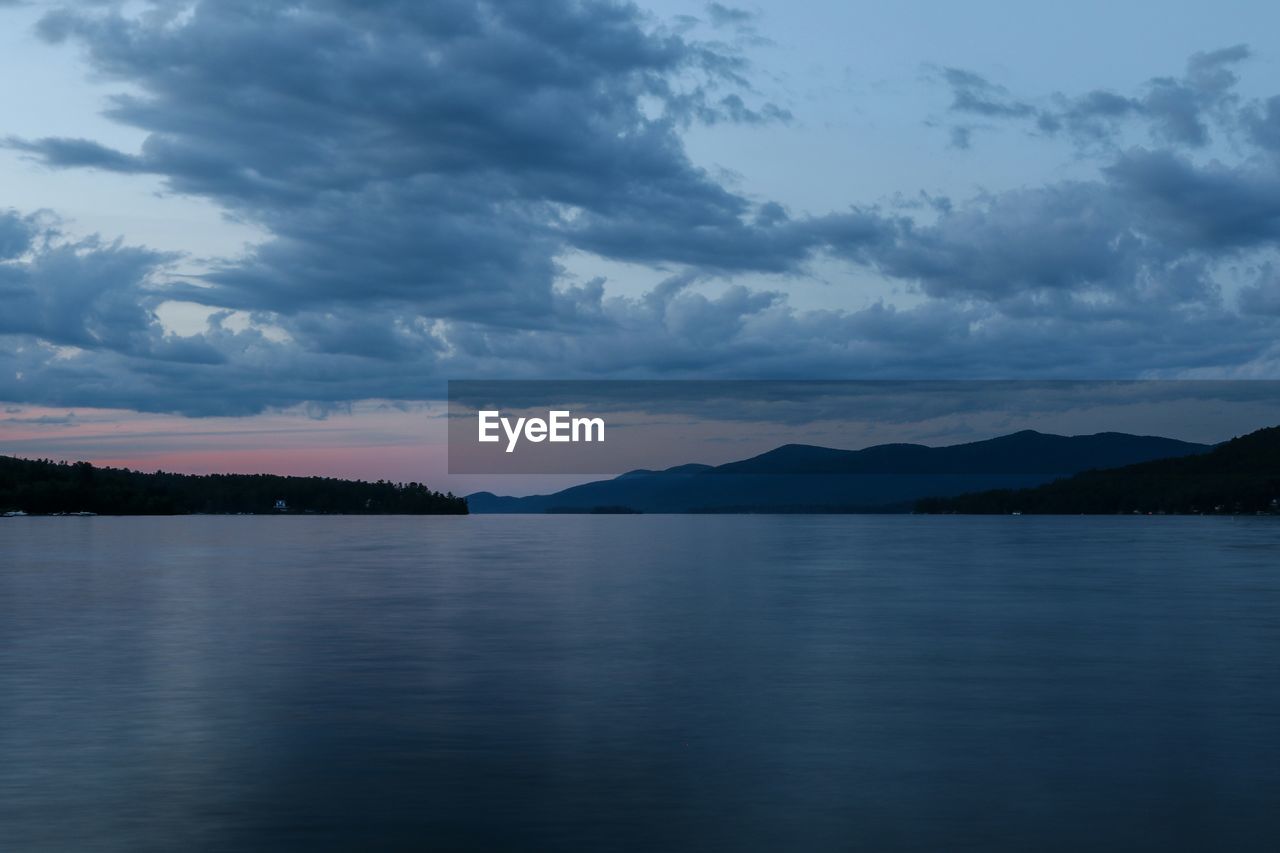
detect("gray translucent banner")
[448,379,1280,476]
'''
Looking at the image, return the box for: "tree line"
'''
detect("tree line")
[0,456,468,515]
[916,425,1280,515]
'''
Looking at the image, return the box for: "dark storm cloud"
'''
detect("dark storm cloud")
[874,183,1142,301]
[0,212,189,356]
[14,0,802,324]
[3,2,1280,415]
[569,204,888,273]
[1,261,1277,417]
[0,210,39,259]
[1105,148,1280,249]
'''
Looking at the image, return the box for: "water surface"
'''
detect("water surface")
[2,515,1278,851]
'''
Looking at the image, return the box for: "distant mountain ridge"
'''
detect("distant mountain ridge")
[917,425,1280,515]
[467,430,1210,513]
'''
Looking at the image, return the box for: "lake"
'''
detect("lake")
[2,515,1278,851]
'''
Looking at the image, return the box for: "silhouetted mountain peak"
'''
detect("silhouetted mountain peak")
[614,462,713,480]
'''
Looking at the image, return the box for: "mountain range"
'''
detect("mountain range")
[466,430,1210,513]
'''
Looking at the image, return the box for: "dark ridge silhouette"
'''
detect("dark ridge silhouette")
[0,456,467,516]
[917,425,1280,515]
[712,430,1206,475]
[467,430,1210,514]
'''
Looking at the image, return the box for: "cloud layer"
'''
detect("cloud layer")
[2,1,1280,415]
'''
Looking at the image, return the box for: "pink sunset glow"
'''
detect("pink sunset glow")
[0,402,599,496]
[0,403,446,479]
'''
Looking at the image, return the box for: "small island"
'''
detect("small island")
[0,456,467,516]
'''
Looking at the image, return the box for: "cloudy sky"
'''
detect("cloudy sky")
[2,0,1280,489]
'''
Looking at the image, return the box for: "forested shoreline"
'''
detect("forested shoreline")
[0,456,467,516]
[917,426,1280,515]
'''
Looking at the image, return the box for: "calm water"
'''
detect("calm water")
[1,515,1278,852]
